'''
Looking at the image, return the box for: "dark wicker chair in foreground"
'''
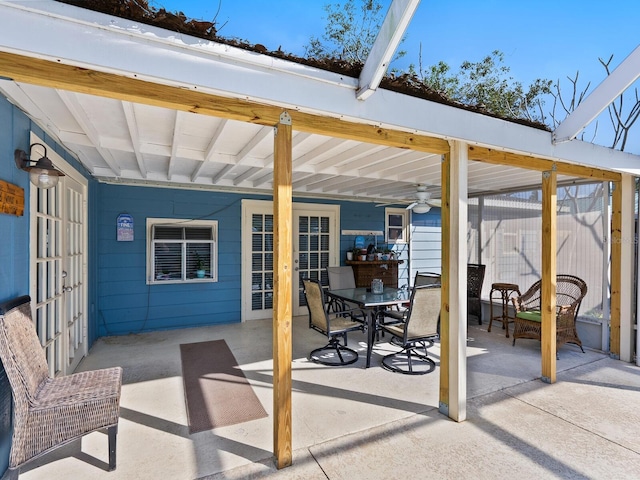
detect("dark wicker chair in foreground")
[302,277,365,366]
[380,285,440,375]
[512,275,587,354]
[0,296,122,479]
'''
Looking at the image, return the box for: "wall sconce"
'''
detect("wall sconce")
[14,143,65,189]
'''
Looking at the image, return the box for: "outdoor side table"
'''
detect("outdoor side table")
[489,283,520,337]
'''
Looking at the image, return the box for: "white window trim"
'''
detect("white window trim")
[385,207,409,244]
[503,231,518,256]
[146,218,218,284]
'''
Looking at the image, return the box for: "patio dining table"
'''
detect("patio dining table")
[326,286,410,368]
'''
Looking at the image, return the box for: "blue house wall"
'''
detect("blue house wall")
[0,96,96,478]
[95,185,395,336]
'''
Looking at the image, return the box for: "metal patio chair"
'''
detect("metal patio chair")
[301,277,365,366]
[379,284,441,375]
[414,271,442,287]
[326,266,358,312]
[385,271,441,321]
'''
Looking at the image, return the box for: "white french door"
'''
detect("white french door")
[242,200,339,320]
[62,175,88,373]
[292,209,335,316]
[29,137,88,376]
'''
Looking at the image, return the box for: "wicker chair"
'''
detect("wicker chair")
[0,296,122,479]
[467,264,486,324]
[380,285,440,375]
[301,278,365,366]
[512,275,587,353]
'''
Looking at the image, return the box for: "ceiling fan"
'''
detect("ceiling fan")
[405,185,441,214]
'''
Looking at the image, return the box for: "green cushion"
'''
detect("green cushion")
[516,310,542,322]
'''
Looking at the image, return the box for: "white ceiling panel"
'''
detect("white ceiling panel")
[2,75,603,203]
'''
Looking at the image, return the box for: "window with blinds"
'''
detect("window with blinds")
[147,219,218,284]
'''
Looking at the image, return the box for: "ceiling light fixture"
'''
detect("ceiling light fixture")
[14,143,64,189]
[411,204,431,214]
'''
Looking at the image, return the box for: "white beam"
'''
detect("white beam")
[221,126,273,180]
[191,119,227,182]
[356,0,420,100]
[57,90,122,176]
[122,101,147,178]
[292,137,345,168]
[553,45,640,144]
[168,110,185,181]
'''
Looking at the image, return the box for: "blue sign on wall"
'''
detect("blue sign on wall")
[116,213,134,241]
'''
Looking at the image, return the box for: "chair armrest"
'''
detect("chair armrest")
[381,309,406,327]
[329,306,367,323]
[383,310,406,321]
[512,291,540,312]
[556,304,578,328]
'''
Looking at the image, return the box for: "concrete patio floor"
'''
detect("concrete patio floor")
[16,316,640,480]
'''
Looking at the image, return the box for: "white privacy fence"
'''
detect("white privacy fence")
[468,183,609,322]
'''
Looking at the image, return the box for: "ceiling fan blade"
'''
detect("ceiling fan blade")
[406,202,417,210]
[427,199,442,207]
[377,201,409,207]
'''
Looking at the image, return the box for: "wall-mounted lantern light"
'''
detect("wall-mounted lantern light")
[15,143,64,189]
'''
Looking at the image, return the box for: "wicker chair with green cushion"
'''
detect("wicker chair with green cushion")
[301,278,366,366]
[511,274,587,353]
[0,295,122,479]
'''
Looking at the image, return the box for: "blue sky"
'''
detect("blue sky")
[152,0,640,152]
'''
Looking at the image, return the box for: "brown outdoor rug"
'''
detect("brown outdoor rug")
[180,339,268,433]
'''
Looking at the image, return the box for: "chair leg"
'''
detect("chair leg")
[5,468,19,480]
[108,425,117,471]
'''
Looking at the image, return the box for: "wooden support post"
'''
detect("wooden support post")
[609,182,622,359]
[610,174,634,361]
[610,180,621,357]
[620,174,635,362]
[541,169,557,383]
[272,111,293,469]
[439,152,450,416]
[439,141,467,422]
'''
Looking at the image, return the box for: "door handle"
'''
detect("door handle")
[63,286,73,293]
